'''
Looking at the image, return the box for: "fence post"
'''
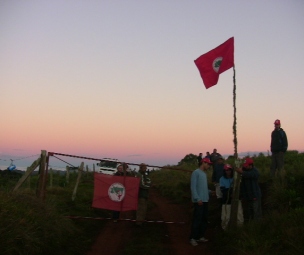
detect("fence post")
[36,150,47,200]
[93,164,95,172]
[12,156,41,192]
[72,162,84,201]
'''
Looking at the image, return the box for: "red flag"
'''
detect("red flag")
[194,37,234,89]
[92,173,140,211]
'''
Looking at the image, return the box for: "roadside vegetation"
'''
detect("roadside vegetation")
[152,151,304,255]
[0,150,303,255]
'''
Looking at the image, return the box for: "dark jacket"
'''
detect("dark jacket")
[271,128,288,153]
[210,152,221,163]
[240,167,261,200]
[212,163,224,183]
[137,171,151,199]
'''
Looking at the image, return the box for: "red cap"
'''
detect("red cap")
[224,164,233,170]
[243,158,253,167]
[274,119,281,125]
[201,158,212,164]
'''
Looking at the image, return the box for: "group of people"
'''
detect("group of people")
[112,162,151,226]
[189,119,288,246]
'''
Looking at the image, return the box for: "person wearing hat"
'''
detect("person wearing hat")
[270,119,288,177]
[112,163,134,222]
[219,164,244,229]
[235,158,262,221]
[189,158,214,246]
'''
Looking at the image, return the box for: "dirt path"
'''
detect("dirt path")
[86,186,215,255]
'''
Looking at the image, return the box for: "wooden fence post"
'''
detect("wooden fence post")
[72,162,84,201]
[36,150,47,199]
[12,156,41,192]
[93,164,95,172]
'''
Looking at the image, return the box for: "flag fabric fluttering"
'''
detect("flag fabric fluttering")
[92,173,140,211]
[194,37,234,89]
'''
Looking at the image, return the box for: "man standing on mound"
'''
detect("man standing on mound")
[270,119,288,177]
[189,158,213,246]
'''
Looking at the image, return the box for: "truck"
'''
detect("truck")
[96,158,119,175]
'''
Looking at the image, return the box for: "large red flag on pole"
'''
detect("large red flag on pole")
[194,37,234,89]
[92,173,140,211]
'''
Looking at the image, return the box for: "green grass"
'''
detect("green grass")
[1,151,304,254]
[151,151,304,255]
[0,172,107,255]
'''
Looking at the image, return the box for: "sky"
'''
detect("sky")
[1,1,304,169]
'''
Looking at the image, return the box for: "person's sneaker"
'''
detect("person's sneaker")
[197,237,209,242]
[190,239,198,246]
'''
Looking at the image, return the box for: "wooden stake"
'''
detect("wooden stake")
[72,162,84,201]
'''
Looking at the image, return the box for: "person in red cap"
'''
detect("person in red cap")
[270,119,288,177]
[219,164,244,229]
[189,157,213,246]
[235,158,262,221]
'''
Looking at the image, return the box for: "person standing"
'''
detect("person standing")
[220,164,244,229]
[112,164,124,222]
[270,119,288,177]
[135,163,151,226]
[205,152,211,159]
[212,155,225,201]
[112,163,134,222]
[210,148,221,165]
[197,153,203,166]
[235,158,262,221]
[189,158,213,246]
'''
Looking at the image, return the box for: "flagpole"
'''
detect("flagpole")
[229,65,242,229]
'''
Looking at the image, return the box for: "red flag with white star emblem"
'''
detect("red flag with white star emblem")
[92,173,140,211]
[194,37,234,89]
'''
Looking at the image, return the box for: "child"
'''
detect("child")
[219,164,244,229]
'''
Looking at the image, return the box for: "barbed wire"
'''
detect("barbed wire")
[0,154,40,162]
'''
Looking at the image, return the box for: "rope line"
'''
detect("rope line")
[52,155,77,168]
[66,215,186,224]
[0,154,40,162]
[48,152,192,172]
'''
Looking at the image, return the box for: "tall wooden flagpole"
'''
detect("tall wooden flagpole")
[228,65,242,229]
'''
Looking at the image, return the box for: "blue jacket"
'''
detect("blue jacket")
[220,176,233,204]
[190,169,209,203]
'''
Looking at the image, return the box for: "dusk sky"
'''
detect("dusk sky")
[1,1,304,169]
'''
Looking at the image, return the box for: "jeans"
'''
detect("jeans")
[271,152,285,177]
[136,198,148,225]
[189,202,208,240]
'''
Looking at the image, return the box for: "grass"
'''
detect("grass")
[0,171,107,255]
[1,151,304,254]
[150,152,304,255]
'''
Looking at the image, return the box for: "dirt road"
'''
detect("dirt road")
[86,186,215,255]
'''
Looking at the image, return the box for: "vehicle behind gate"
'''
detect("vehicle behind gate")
[96,158,119,175]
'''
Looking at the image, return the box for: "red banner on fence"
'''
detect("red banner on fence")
[92,173,140,211]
